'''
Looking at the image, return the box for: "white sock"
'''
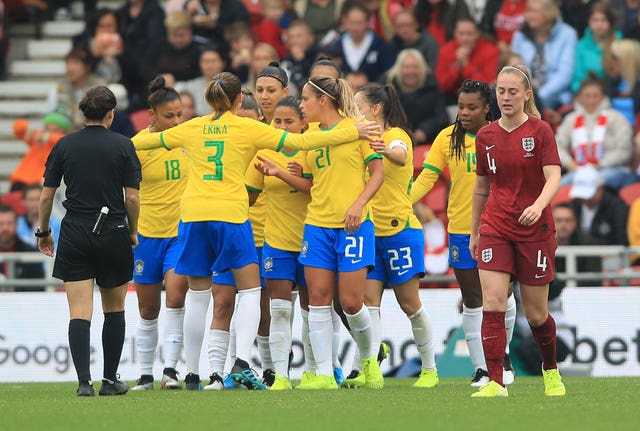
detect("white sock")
[350,329,362,372]
[462,304,486,371]
[235,287,261,361]
[505,294,517,354]
[345,305,374,361]
[227,299,238,367]
[183,288,211,374]
[331,305,342,368]
[308,305,333,376]
[368,306,382,360]
[290,290,299,326]
[301,309,316,373]
[207,329,229,376]
[136,317,158,376]
[408,306,436,370]
[270,299,292,377]
[257,335,273,371]
[163,307,184,370]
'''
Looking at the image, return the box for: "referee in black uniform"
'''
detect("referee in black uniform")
[37,86,141,397]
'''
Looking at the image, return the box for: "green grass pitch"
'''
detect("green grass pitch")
[1,377,638,431]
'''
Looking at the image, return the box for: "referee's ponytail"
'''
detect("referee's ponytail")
[205,72,242,119]
[79,86,116,121]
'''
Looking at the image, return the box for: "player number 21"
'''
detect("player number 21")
[203,140,224,181]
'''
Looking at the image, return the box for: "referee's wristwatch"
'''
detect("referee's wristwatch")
[35,227,51,238]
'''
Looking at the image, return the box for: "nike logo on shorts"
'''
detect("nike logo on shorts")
[486,145,495,150]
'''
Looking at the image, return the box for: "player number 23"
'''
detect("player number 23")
[388,247,412,270]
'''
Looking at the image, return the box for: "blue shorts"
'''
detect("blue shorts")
[367,228,425,286]
[175,220,258,277]
[212,246,264,287]
[133,234,184,284]
[448,233,477,270]
[299,221,375,272]
[262,242,306,287]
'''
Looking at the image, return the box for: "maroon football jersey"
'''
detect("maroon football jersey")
[476,116,561,241]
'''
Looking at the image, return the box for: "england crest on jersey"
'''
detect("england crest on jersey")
[522,137,535,152]
[481,248,493,263]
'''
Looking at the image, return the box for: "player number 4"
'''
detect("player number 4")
[537,249,547,272]
[487,153,496,174]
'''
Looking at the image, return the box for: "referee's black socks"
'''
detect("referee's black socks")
[69,319,91,383]
[102,311,125,381]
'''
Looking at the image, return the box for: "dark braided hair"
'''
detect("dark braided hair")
[449,80,493,161]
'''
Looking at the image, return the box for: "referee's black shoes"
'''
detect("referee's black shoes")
[77,381,95,397]
[99,378,129,396]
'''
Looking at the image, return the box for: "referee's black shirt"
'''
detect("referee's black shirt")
[43,125,142,218]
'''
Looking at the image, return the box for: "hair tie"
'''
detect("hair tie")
[217,79,223,86]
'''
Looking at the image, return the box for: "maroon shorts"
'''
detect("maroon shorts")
[477,234,556,286]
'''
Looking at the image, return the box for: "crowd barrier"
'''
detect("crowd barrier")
[0,287,638,382]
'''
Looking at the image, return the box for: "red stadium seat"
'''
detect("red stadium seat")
[129,109,151,132]
[619,182,640,207]
[551,184,572,208]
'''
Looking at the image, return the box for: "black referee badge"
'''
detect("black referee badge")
[135,260,144,276]
[391,219,399,227]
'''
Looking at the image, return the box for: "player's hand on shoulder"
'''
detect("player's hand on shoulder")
[355,116,382,141]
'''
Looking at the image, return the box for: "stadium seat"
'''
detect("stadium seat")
[1,190,26,215]
[551,184,573,207]
[619,182,640,207]
[129,109,151,132]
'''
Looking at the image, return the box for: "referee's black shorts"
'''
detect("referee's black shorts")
[53,213,133,288]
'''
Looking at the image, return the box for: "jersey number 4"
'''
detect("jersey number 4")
[204,141,224,181]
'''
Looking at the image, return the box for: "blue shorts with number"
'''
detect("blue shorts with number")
[133,233,185,284]
[212,246,264,287]
[175,220,258,277]
[262,242,306,287]
[448,233,477,270]
[298,221,375,272]
[367,228,425,286]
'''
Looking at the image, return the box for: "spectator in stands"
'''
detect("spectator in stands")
[10,105,70,191]
[0,204,45,291]
[154,12,201,83]
[556,73,635,190]
[387,48,448,145]
[179,90,196,120]
[55,45,106,130]
[391,8,439,71]
[435,17,501,105]
[602,38,640,126]
[326,0,397,82]
[551,202,603,280]
[224,22,254,83]
[345,70,369,92]
[245,42,279,90]
[175,45,228,116]
[480,0,526,52]
[569,164,630,247]
[108,83,136,138]
[117,0,166,111]
[559,0,593,37]
[571,1,620,94]
[17,184,61,248]
[185,0,250,47]
[73,8,123,85]
[609,0,640,40]
[253,0,294,60]
[363,0,411,41]
[413,0,470,46]
[293,0,344,44]
[511,0,577,110]
[281,20,317,95]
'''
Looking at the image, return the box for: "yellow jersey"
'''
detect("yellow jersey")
[246,149,311,251]
[132,112,359,223]
[135,128,187,237]
[305,118,382,228]
[412,124,476,234]
[371,128,422,236]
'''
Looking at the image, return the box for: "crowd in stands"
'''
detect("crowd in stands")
[1,0,640,290]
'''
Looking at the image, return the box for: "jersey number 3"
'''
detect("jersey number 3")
[204,141,224,181]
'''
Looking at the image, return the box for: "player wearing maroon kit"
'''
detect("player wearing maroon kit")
[469,64,566,398]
